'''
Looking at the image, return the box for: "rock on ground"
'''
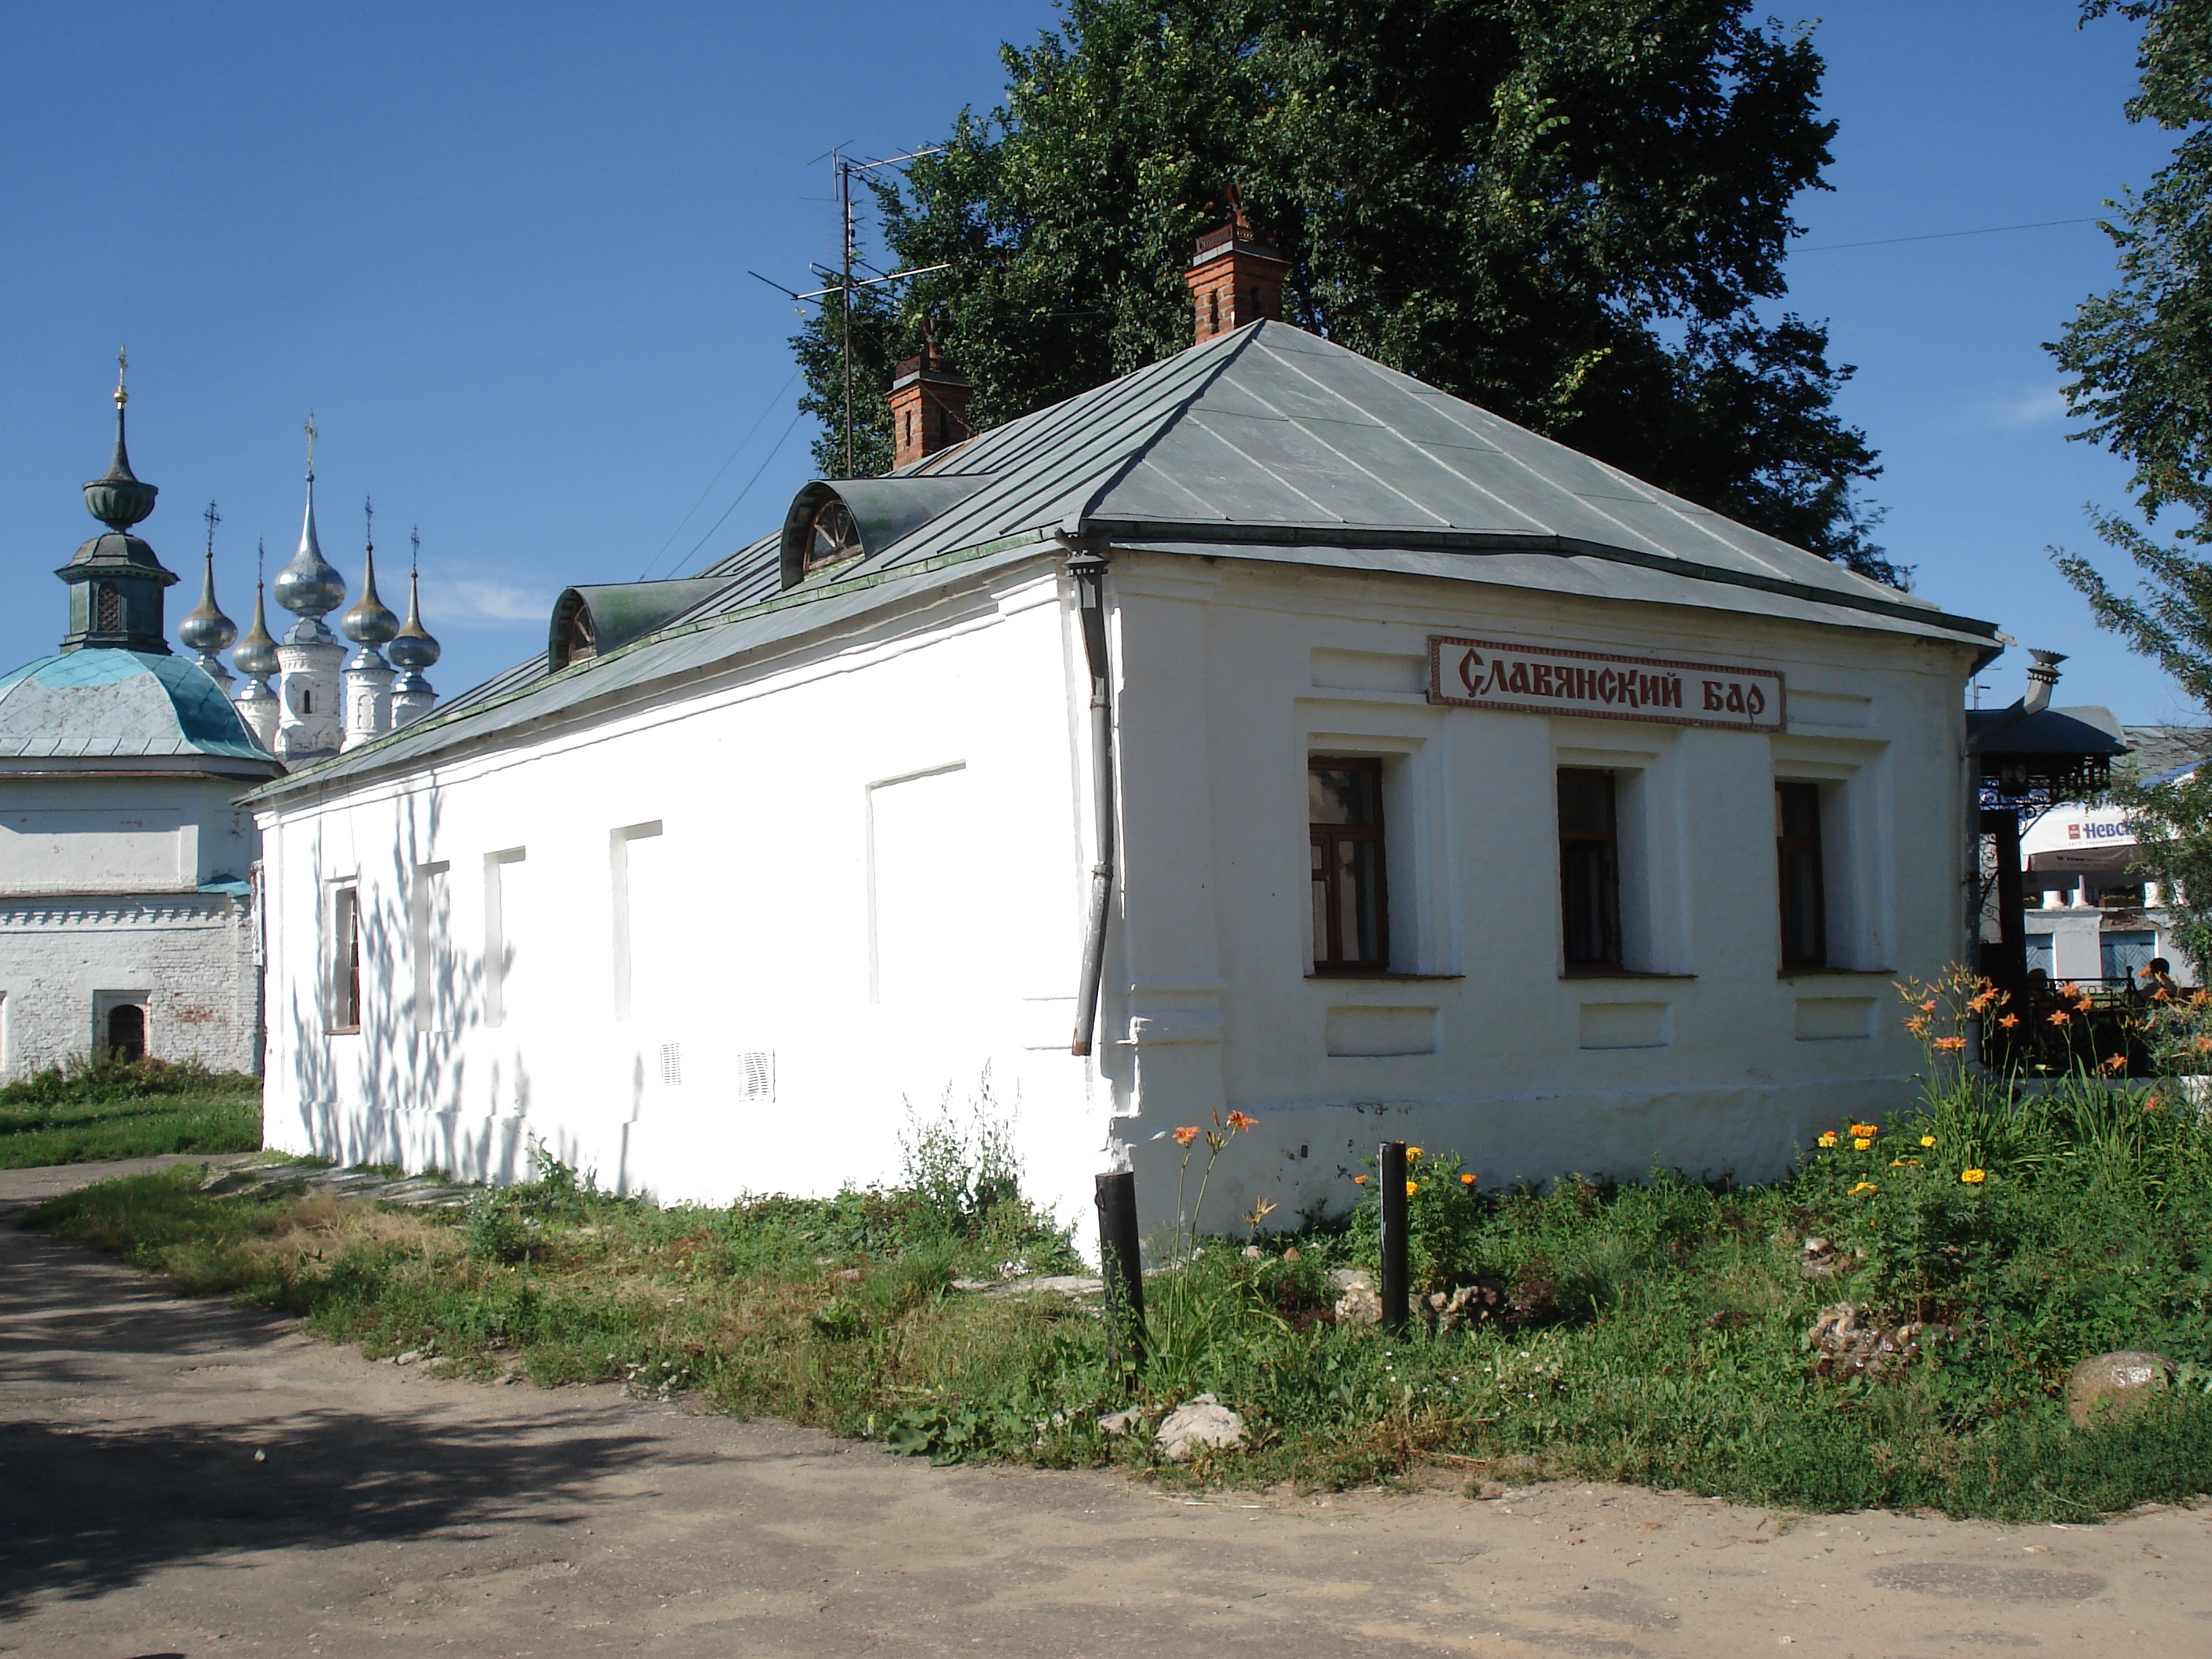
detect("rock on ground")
[2067,1350,2175,1426]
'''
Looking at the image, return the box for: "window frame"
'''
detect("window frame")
[1309,755,1390,974]
[1557,767,1624,972]
[1775,780,1829,970]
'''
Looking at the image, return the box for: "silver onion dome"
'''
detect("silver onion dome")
[340,544,399,668]
[178,549,238,654]
[272,467,346,629]
[232,581,280,679]
[387,566,441,674]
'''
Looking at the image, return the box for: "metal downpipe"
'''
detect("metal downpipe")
[1069,549,1115,1057]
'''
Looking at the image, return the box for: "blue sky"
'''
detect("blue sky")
[0,2,2189,719]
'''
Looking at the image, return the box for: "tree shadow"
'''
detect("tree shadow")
[0,1407,683,1619]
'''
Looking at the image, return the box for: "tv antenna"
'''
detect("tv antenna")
[750,145,951,476]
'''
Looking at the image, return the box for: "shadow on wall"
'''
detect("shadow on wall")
[280,786,588,1185]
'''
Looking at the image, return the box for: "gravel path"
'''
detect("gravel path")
[5,1157,2211,1657]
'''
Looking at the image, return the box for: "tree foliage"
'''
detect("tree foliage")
[2051,2,2212,961]
[794,0,1896,580]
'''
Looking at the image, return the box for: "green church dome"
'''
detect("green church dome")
[0,649,277,764]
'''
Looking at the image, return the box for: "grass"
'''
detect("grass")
[26,995,2212,1522]
[0,1054,262,1169]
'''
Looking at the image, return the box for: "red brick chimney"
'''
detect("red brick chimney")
[887,341,972,469]
[1185,204,1288,344]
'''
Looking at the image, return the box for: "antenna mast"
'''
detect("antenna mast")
[748,145,951,478]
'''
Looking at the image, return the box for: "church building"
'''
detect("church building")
[0,378,445,1082]
[249,228,2007,1236]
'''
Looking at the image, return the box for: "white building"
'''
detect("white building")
[2017,721,2207,983]
[251,240,2006,1236]
[0,388,284,1077]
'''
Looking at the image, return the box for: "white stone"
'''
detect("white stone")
[1155,1395,1246,1461]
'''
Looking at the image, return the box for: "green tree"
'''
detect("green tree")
[2050,1,2212,968]
[793,0,1897,580]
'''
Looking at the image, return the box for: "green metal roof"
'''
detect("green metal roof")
[0,649,280,767]
[249,320,2002,804]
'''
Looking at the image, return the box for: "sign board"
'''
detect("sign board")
[1427,635,1785,732]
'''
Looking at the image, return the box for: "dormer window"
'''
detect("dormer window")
[805,498,863,575]
[560,598,597,665]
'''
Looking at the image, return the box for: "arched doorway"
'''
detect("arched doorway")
[105,1002,145,1060]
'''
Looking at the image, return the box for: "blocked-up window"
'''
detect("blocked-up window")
[1309,757,1388,972]
[412,862,452,1032]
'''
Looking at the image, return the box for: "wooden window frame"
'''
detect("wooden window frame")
[329,885,362,1034]
[1309,756,1390,974]
[1776,780,1828,971]
[1558,767,1624,971]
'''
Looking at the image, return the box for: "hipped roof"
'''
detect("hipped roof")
[250,320,2001,804]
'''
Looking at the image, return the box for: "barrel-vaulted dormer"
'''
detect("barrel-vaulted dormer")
[777,476,991,590]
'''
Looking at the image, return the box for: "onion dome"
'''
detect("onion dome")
[233,579,280,679]
[340,544,399,667]
[57,364,178,654]
[179,549,238,655]
[273,446,345,631]
[387,566,441,676]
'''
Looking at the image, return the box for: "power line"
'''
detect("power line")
[639,370,801,580]
[675,408,811,573]
[1796,216,2104,255]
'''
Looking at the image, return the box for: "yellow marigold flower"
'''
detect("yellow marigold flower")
[1173,1126,1200,1147]
[1818,1131,1839,1148]
[1848,1181,1879,1196]
[1405,1181,1419,1196]
[1961,1168,1987,1185]
[1406,1146,1423,1159]
[1850,1122,1878,1137]
[1921,1135,1936,1148]
[1459,1173,1476,1185]
[1353,1174,1368,1185]
[1852,1137,1873,1151]
[1889,1158,1921,1167]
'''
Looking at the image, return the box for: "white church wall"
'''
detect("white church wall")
[259,562,1107,1229]
[1096,551,1980,1240]
[0,772,266,1079]
[0,892,258,1078]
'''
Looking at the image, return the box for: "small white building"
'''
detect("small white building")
[2017,720,2208,984]
[251,241,2006,1235]
[0,391,284,1077]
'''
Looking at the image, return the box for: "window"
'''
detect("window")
[412,862,451,1032]
[483,849,526,1027]
[96,583,121,629]
[1558,769,1621,969]
[804,498,862,574]
[330,885,361,1031]
[2103,929,2158,981]
[1309,757,1388,972]
[1776,782,1827,969]
[104,1002,145,1060]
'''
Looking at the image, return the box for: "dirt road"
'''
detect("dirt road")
[5,1159,2211,1658]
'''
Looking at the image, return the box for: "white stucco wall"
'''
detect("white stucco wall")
[0,772,266,1079]
[1093,552,1981,1236]
[258,563,1105,1216]
[258,546,1982,1249]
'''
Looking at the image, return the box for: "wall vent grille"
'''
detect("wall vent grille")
[741,1051,775,1103]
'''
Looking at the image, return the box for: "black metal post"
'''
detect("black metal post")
[1378,1140,1409,1334]
[1094,1171,1145,1371]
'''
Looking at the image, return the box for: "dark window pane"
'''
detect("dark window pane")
[1309,756,1387,969]
[1558,769,1621,966]
[1557,768,1615,837]
[1776,782,1826,968]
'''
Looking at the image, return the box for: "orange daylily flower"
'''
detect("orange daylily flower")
[1225,1111,1257,1132]
[2048,1010,2073,1027]
[1999,1013,2020,1029]
[1932,1036,1967,1053]
[1172,1126,1200,1147]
